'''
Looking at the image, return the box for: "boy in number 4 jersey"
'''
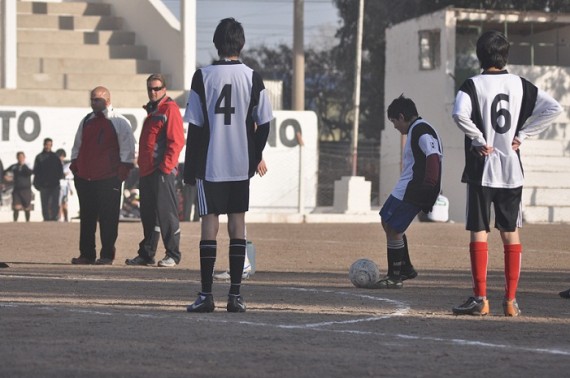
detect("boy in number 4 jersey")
[183,18,273,313]
[452,30,562,316]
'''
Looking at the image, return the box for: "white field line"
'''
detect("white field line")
[2,286,570,357]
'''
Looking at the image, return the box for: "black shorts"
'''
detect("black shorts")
[196,179,249,216]
[466,184,522,232]
[12,188,33,210]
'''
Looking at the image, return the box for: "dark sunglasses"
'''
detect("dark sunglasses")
[147,86,164,92]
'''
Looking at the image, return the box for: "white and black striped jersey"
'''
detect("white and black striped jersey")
[391,118,443,212]
[452,70,562,188]
[183,60,273,182]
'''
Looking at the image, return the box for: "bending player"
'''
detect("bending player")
[372,95,443,289]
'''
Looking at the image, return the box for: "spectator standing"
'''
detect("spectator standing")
[4,152,33,222]
[55,148,74,222]
[70,86,136,265]
[184,18,273,313]
[451,31,562,317]
[33,138,63,221]
[125,74,185,268]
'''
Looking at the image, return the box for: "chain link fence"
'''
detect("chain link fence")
[317,141,380,208]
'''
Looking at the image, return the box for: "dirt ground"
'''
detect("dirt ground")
[1,220,570,377]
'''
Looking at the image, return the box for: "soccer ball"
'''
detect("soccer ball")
[349,259,381,288]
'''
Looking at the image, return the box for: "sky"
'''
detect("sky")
[162,0,341,65]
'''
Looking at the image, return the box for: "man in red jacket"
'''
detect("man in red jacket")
[126,74,185,267]
[70,86,136,265]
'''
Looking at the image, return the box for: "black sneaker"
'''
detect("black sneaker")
[559,288,570,299]
[125,255,156,266]
[452,296,489,316]
[227,294,246,313]
[369,276,403,289]
[187,293,215,313]
[95,258,114,265]
[71,256,95,265]
[401,267,418,281]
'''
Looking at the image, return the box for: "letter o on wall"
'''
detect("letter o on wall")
[279,118,301,148]
[18,111,41,142]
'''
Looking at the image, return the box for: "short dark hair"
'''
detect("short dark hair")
[147,73,166,88]
[387,95,418,121]
[43,138,53,144]
[476,30,509,70]
[213,18,245,58]
[55,148,66,158]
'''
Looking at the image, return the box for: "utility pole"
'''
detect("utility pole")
[292,0,305,110]
[351,0,364,176]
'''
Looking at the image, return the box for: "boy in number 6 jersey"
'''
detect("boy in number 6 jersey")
[452,30,562,316]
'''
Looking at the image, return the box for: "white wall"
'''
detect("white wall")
[0,106,318,221]
[383,8,465,223]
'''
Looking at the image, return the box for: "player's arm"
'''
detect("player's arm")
[518,87,562,142]
[452,85,487,148]
[184,122,202,185]
[160,106,185,175]
[423,153,440,188]
[417,132,441,188]
[254,122,270,165]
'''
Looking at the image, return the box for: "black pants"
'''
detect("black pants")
[138,170,181,263]
[39,186,60,221]
[75,176,121,260]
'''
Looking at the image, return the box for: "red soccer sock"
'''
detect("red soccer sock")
[470,242,488,298]
[504,244,522,300]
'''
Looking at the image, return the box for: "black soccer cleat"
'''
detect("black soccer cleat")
[368,276,403,289]
[452,296,489,316]
[400,266,418,281]
[227,294,246,313]
[187,293,215,313]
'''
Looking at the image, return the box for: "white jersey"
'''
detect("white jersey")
[184,60,273,182]
[391,118,443,212]
[452,71,562,188]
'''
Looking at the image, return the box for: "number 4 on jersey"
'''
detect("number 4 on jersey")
[215,84,235,125]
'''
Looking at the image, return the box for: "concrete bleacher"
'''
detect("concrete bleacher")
[0,0,186,108]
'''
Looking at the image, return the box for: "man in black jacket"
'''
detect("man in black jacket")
[33,138,63,221]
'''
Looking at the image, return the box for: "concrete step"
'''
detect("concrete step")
[19,43,147,60]
[523,205,570,223]
[525,171,570,187]
[0,88,187,108]
[18,30,136,45]
[523,187,570,206]
[523,155,570,173]
[18,73,170,91]
[19,57,161,75]
[18,1,111,16]
[18,14,123,31]
[521,139,569,157]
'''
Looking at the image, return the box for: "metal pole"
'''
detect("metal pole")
[181,0,196,89]
[296,132,305,216]
[351,0,364,176]
[292,0,305,110]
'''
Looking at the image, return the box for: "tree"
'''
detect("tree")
[333,0,570,143]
